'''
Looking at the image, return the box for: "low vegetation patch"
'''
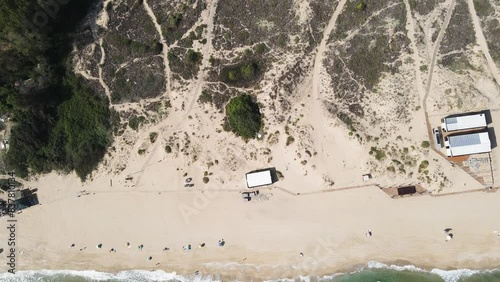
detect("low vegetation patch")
[149,132,158,143]
[369,146,386,161]
[129,115,146,130]
[168,48,203,79]
[220,61,262,86]
[418,160,429,173]
[421,141,430,148]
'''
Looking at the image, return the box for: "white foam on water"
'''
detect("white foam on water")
[0,264,497,282]
[0,269,217,282]
[366,260,490,282]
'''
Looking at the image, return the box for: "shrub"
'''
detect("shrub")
[168,13,182,28]
[198,90,212,104]
[255,43,267,54]
[369,146,386,161]
[418,160,429,173]
[165,145,172,153]
[129,115,145,130]
[286,136,295,146]
[221,61,261,85]
[203,176,209,183]
[185,49,202,65]
[149,132,158,143]
[355,1,367,11]
[225,94,262,139]
[421,141,430,148]
[276,170,284,179]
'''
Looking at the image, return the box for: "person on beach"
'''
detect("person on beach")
[163,247,170,251]
[110,248,116,253]
[366,230,372,237]
[199,243,205,248]
[300,252,304,257]
[126,242,131,248]
[69,243,75,248]
[96,244,103,249]
[79,247,87,251]
[218,239,225,247]
[138,244,144,250]
[148,256,152,260]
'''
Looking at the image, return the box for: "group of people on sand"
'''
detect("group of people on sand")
[68,239,226,261]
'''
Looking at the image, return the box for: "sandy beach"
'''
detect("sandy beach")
[2,170,500,280]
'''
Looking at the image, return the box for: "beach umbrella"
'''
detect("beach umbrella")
[96,244,102,249]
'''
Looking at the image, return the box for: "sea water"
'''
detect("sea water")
[1,262,499,282]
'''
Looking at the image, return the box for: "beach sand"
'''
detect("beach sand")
[3,171,500,281]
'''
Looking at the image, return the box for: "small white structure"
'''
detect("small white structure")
[441,113,487,132]
[362,174,372,182]
[445,132,491,157]
[0,139,9,150]
[246,170,273,188]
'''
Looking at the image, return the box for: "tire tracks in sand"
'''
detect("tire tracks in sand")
[466,0,500,88]
[132,0,219,187]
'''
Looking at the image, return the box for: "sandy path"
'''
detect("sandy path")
[403,0,426,105]
[183,0,218,119]
[467,0,500,88]
[424,0,456,102]
[143,0,172,98]
[310,0,346,151]
[98,38,112,99]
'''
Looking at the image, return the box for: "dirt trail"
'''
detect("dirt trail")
[467,0,500,88]
[184,0,218,120]
[98,38,112,99]
[402,0,425,104]
[309,0,347,153]
[95,0,113,101]
[133,0,219,187]
[143,0,172,98]
[424,0,456,101]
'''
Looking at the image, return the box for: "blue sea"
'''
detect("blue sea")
[1,262,499,282]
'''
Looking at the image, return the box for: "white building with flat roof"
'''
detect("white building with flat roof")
[445,131,491,157]
[442,113,487,132]
[246,170,273,188]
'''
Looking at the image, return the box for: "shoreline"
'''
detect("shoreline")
[7,259,500,281]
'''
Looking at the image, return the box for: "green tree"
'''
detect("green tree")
[225,94,262,139]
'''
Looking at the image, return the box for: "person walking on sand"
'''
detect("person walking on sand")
[163,247,170,251]
[69,243,75,248]
[138,244,144,250]
[126,242,131,248]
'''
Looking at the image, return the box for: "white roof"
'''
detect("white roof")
[446,132,491,157]
[246,170,272,188]
[443,114,486,132]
